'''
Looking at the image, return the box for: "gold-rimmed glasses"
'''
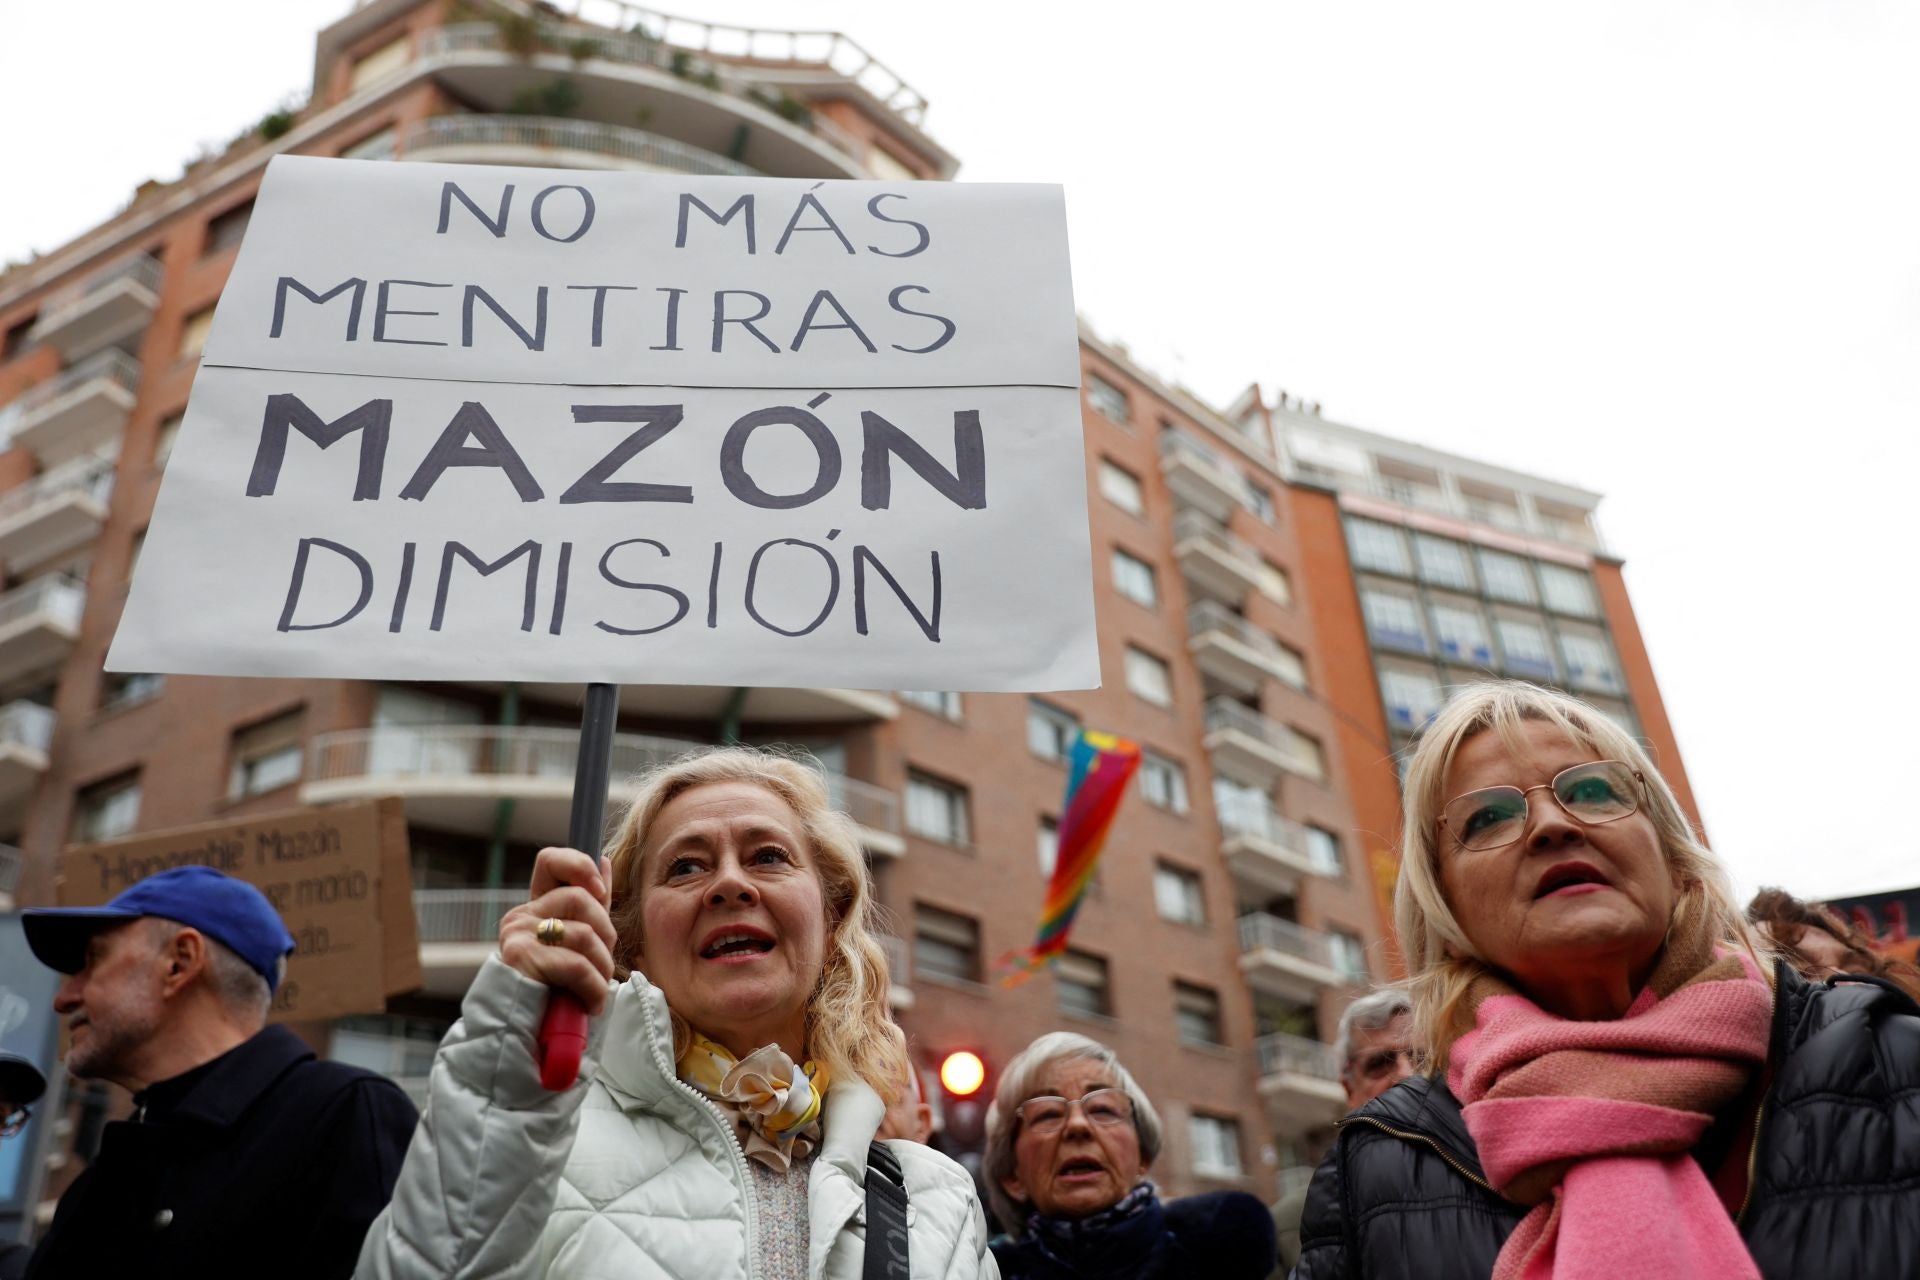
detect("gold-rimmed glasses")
[1440,760,1645,852]
[1013,1088,1134,1138]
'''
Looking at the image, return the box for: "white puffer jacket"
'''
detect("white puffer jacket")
[355,956,996,1280]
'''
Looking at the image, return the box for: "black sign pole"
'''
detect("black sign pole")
[537,681,621,1089]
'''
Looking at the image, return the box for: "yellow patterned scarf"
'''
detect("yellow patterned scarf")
[676,1033,831,1172]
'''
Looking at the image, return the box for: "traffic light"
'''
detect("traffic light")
[934,1048,991,1174]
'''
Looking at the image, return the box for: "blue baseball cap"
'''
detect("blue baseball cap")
[24,866,297,993]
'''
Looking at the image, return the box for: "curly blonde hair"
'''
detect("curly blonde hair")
[1394,681,1766,1073]
[604,745,908,1103]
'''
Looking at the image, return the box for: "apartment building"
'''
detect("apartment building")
[0,0,1405,1217]
[1225,388,1705,961]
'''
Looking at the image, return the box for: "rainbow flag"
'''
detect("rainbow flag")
[1000,729,1142,986]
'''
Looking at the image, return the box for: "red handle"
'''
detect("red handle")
[537,991,590,1090]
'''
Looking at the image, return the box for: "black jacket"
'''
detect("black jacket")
[26,1025,417,1280]
[993,1189,1277,1280]
[1293,963,1920,1280]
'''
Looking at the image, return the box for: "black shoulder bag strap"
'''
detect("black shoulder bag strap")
[864,1140,911,1280]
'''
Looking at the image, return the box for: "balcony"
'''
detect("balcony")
[879,933,912,1010]
[1172,512,1265,605]
[1255,1032,1346,1132]
[8,351,141,468]
[1187,602,1299,697]
[1238,913,1346,1003]
[1214,788,1334,897]
[1158,431,1245,521]
[0,701,55,829]
[0,576,86,682]
[0,456,114,570]
[397,114,753,176]
[455,681,895,726]
[413,886,522,996]
[417,23,871,180]
[28,255,162,361]
[303,725,901,855]
[1204,698,1324,787]
[0,843,21,908]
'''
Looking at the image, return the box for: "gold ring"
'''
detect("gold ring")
[536,917,567,946]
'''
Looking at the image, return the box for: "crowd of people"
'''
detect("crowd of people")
[2,680,1917,1279]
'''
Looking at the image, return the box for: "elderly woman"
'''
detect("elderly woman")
[357,747,995,1280]
[1294,682,1920,1280]
[984,1032,1274,1280]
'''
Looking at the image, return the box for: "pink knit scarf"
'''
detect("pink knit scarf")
[1445,930,1773,1280]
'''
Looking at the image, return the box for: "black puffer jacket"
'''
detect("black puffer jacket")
[1293,962,1920,1280]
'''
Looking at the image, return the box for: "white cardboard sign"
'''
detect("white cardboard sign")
[108,157,1098,691]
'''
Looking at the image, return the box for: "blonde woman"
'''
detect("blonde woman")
[357,747,996,1280]
[1294,682,1920,1280]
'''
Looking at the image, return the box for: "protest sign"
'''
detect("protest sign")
[55,797,418,1022]
[107,157,1096,690]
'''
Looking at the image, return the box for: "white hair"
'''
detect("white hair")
[147,917,273,1026]
[1334,986,1413,1072]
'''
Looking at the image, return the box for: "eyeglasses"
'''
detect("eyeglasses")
[0,1106,30,1139]
[1345,1048,1427,1083]
[1441,760,1645,852]
[1014,1088,1134,1137]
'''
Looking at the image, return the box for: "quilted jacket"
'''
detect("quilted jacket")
[1292,963,1920,1280]
[355,956,997,1280]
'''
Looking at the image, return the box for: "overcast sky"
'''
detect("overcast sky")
[4,1,1915,903]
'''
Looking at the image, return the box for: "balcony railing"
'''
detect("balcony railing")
[1213,788,1323,865]
[1238,912,1338,971]
[30,256,163,338]
[0,455,115,526]
[414,887,524,944]
[1160,429,1232,475]
[1343,473,1604,551]
[1173,511,1261,568]
[1187,601,1284,659]
[0,575,86,636]
[9,349,141,420]
[0,844,22,899]
[399,114,753,176]
[1203,698,1323,780]
[1256,1031,1341,1082]
[0,700,56,755]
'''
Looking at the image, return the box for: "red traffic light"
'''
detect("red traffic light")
[938,1050,986,1098]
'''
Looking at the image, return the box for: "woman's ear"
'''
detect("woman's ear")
[999,1170,1029,1204]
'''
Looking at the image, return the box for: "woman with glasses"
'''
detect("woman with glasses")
[1293,681,1920,1280]
[984,1032,1275,1279]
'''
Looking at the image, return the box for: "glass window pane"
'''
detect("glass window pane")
[1099,460,1144,515]
[1539,564,1599,617]
[1430,602,1493,665]
[1478,549,1537,604]
[1412,534,1474,590]
[1174,982,1222,1044]
[1346,518,1410,575]
[906,772,969,844]
[1111,549,1158,607]
[1362,590,1428,653]
[1056,950,1110,1017]
[899,690,961,719]
[1087,374,1131,424]
[1494,618,1556,678]
[1155,863,1205,924]
[1036,817,1060,877]
[1140,751,1189,813]
[1306,826,1344,876]
[1125,648,1172,705]
[1379,669,1444,731]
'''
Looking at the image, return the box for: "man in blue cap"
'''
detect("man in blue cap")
[19,865,417,1280]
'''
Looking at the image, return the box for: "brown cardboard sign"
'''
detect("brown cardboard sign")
[56,797,417,1022]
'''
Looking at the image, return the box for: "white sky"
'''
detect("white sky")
[4,1,1915,902]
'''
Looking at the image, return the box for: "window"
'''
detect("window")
[1,313,35,361]
[1430,602,1493,665]
[1539,564,1599,617]
[203,201,253,257]
[1329,929,1370,982]
[1412,535,1474,590]
[1124,646,1173,706]
[906,770,970,845]
[228,709,305,799]
[1036,816,1060,877]
[1272,640,1309,691]
[1361,589,1428,653]
[1174,982,1224,1044]
[1098,460,1144,516]
[177,305,216,360]
[1110,548,1158,607]
[1305,826,1344,876]
[1380,668,1444,731]
[1477,549,1537,604]
[1086,373,1130,425]
[1559,631,1621,692]
[1494,617,1556,678]
[101,671,164,710]
[1027,699,1080,762]
[1055,950,1111,1019]
[1190,1113,1245,1177]
[1139,750,1189,814]
[73,771,141,843]
[153,412,184,468]
[898,689,961,719]
[1245,481,1276,522]
[1346,518,1410,575]
[1155,863,1206,925]
[349,33,413,91]
[1256,558,1292,606]
[913,905,980,984]
[1292,730,1326,780]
